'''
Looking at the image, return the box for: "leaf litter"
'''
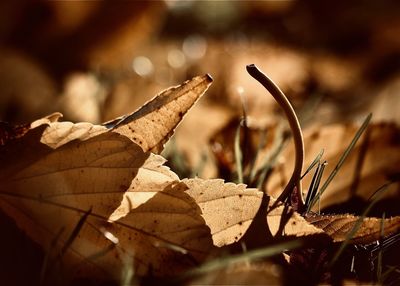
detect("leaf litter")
[0,68,399,285]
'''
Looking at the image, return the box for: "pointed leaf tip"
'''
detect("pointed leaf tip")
[111,74,213,153]
[205,73,213,82]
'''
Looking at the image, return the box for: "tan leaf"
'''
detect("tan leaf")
[27,113,108,149]
[0,125,181,279]
[87,178,264,277]
[39,121,108,149]
[306,213,400,244]
[267,122,400,209]
[103,181,215,277]
[28,75,212,151]
[183,178,263,246]
[108,74,213,153]
[108,154,178,221]
[109,177,263,249]
[266,196,324,237]
[0,111,62,146]
[30,111,63,127]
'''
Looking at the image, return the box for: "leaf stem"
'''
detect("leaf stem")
[246,64,304,202]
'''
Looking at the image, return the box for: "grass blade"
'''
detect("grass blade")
[309,113,372,209]
[234,92,248,184]
[234,120,243,184]
[40,227,65,285]
[329,182,390,266]
[301,149,324,180]
[60,207,92,256]
[181,239,301,279]
[306,161,327,212]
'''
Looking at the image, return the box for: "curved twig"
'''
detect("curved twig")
[246,64,304,203]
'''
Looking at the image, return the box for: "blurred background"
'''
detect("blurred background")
[0,0,399,177]
[2,2,400,284]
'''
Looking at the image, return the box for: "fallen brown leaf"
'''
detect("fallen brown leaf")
[0,74,270,280]
[102,181,215,277]
[107,74,213,153]
[306,213,400,244]
[183,178,263,246]
[30,74,212,153]
[87,177,263,277]
[0,125,155,277]
[267,122,400,210]
[266,196,324,237]
[0,74,216,279]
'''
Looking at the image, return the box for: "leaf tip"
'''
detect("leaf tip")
[205,73,213,83]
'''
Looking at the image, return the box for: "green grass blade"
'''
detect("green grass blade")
[309,113,372,209]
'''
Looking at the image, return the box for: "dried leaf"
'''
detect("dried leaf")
[183,178,263,246]
[0,113,262,278]
[306,213,400,244]
[39,121,108,149]
[101,179,263,277]
[0,111,62,146]
[266,196,324,237]
[90,178,263,277]
[104,181,215,277]
[29,74,212,151]
[0,124,181,278]
[107,74,213,153]
[0,75,217,279]
[27,112,107,149]
[108,154,178,221]
[267,122,400,210]
[30,111,63,127]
